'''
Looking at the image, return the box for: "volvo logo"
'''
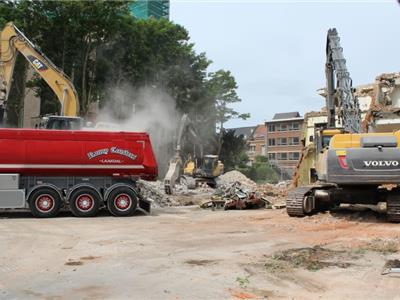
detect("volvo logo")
[363,160,399,167]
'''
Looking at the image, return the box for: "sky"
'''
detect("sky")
[170,0,400,128]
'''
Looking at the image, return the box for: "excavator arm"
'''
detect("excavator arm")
[163,114,204,195]
[325,28,361,133]
[0,22,78,117]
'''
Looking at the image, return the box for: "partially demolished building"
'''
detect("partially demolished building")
[363,72,400,133]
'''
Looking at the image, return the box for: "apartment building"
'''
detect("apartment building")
[265,112,304,177]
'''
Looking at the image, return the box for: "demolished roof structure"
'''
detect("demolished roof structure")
[362,72,400,133]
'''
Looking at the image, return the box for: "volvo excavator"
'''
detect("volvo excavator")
[0,22,80,128]
[286,28,400,222]
[164,114,224,195]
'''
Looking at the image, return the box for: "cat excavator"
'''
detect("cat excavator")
[164,114,224,195]
[0,22,80,128]
[286,28,400,222]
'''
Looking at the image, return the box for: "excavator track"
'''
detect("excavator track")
[387,192,400,223]
[286,186,314,217]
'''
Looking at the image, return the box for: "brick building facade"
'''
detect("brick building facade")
[265,112,304,178]
[247,124,266,163]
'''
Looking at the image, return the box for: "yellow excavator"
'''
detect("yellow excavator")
[164,114,224,195]
[0,22,80,128]
[287,28,400,222]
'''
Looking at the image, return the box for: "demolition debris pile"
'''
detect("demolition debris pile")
[218,170,257,190]
[219,170,291,204]
[137,180,173,207]
[139,170,292,208]
[257,181,291,205]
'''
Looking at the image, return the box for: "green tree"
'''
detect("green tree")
[207,70,250,130]
[219,129,249,171]
[207,70,250,154]
[246,155,278,183]
[96,17,212,116]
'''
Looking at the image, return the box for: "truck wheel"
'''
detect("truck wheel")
[69,188,100,217]
[28,188,62,218]
[107,188,138,217]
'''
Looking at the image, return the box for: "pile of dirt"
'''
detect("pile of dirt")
[219,170,257,190]
[140,170,292,208]
[137,180,178,207]
[360,238,400,254]
[138,180,212,207]
[256,181,292,204]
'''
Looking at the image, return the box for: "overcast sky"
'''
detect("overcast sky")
[170,0,400,128]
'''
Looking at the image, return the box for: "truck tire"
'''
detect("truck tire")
[107,187,138,217]
[28,188,62,218]
[69,188,100,217]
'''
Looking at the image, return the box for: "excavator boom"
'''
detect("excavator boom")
[164,114,210,195]
[325,28,361,133]
[0,22,78,117]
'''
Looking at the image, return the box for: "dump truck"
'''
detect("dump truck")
[0,128,157,217]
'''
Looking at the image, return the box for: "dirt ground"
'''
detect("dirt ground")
[1,206,400,300]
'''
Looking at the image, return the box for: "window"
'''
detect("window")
[278,138,287,146]
[289,137,299,145]
[291,123,300,130]
[249,145,256,152]
[279,124,287,131]
[261,145,266,155]
[289,152,300,160]
[268,153,276,160]
[268,138,276,146]
[268,124,275,132]
[277,152,287,160]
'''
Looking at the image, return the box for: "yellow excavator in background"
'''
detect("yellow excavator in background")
[164,114,224,195]
[0,22,80,128]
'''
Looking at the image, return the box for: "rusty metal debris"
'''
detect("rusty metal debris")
[200,182,286,210]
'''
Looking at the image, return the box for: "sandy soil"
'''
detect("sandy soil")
[1,206,400,299]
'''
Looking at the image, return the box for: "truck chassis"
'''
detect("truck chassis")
[0,174,150,218]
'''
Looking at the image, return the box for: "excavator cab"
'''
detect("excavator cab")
[315,127,344,153]
[183,154,196,176]
[200,155,224,178]
[44,116,84,130]
[201,155,218,178]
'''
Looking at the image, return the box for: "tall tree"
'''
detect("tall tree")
[219,129,249,171]
[207,70,250,154]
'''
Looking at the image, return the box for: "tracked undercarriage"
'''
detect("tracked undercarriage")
[287,183,400,222]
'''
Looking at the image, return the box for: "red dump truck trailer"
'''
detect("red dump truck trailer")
[0,129,158,217]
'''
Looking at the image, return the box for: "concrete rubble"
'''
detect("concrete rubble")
[218,170,257,190]
[139,170,291,210]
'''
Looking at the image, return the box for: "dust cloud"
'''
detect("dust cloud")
[97,84,180,176]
